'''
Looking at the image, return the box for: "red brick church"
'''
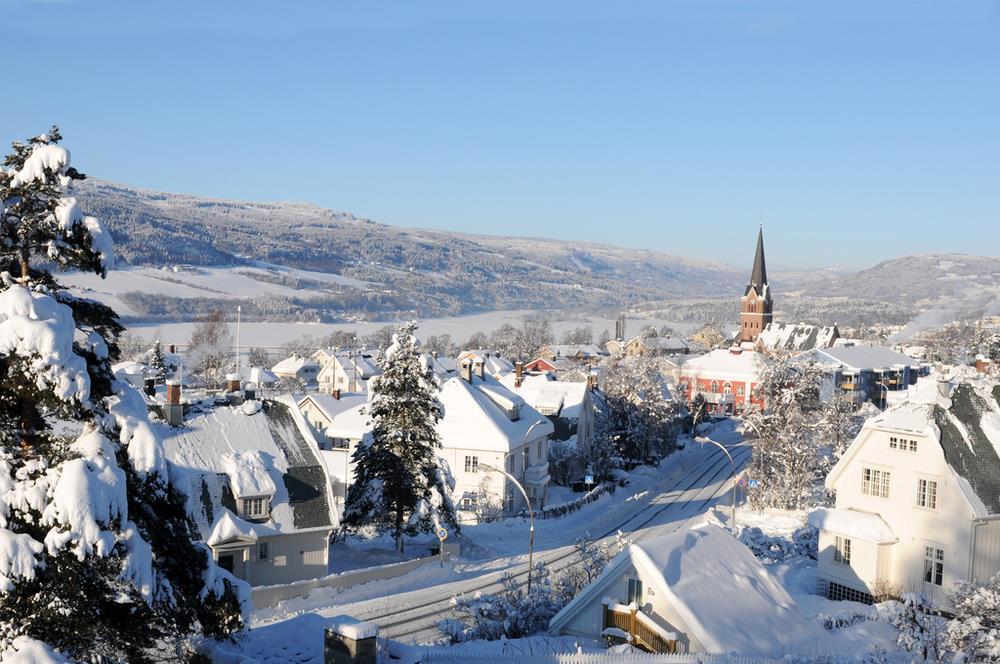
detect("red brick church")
[739,227,773,343]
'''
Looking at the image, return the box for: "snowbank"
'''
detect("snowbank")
[221,452,277,499]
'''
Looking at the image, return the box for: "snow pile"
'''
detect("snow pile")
[739,524,818,563]
[221,452,277,499]
[207,510,259,547]
[326,615,379,640]
[0,286,91,405]
[0,637,72,664]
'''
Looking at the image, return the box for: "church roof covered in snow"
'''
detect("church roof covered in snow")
[157,396,337,541]
[758,322,839,353]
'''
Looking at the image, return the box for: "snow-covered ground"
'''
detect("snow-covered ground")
[233,426,751,661]
[228,422,914,662]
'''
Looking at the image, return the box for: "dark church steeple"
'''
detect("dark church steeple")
[739,227,773,343]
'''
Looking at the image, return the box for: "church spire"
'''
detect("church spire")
[749,225,768,293]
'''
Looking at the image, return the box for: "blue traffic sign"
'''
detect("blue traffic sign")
[748,479,760,489]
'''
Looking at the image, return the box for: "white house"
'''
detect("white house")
[324,361,554,519]
[156,396,338,586]
[297,391,370,516]
[549,524,821,655]
[456,349,514,378]
[814,373,1000,609]
[271,354,322,388]
[316,351,380,395]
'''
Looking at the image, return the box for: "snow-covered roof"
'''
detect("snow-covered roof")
[298,392,368,423]
[499,373,589,420]
[546,344,608,358]
[758,322,838,353]
[271,354,320,375]
[550,524,821,655]
[456,350,514,376]
[814,345,919,370]
[331,353,380,379]
[639,336,689,352]
[680,348,766,380]
[156,396,336,541]
[112,360,148,377]
[238,365,278,385]
[326,373,554,453]
[807,508,897,544]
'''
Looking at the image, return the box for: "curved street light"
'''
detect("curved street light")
[480,462,536,592]
[694,435,738,527]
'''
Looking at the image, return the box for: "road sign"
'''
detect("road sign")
[584,474,594,485]
[748,479,760,489]
[437,528,448,541]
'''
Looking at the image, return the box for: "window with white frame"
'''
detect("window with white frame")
[861,467,891,499]
[833,536,851,565]
[465,455,479,473]
[924,546,944,586]
[917,478,938,509]
[908,439,918,452]
[242,497,267,518]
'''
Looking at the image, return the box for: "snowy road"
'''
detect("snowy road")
[246,432,751,659]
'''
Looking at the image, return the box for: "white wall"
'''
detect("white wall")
[236,530,331,587]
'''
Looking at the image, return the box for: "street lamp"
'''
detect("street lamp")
[694,435,738,527]
[480,462,536,592]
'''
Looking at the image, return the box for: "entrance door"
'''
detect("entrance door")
[218,554,234,574]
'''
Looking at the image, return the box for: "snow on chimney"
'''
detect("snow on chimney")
[225,372,240,393]
[515,361,524,388]
[333,388,341,400]
[588,373,599,391]
[460,359,473,383]
[475,359,485,380]
[143,377,156,398]
[168,344,176,354]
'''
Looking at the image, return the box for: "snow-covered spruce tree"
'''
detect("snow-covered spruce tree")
[740,352,825,510]
[343,322,458,552]
[149,339,166,379]
[0,128,244,661]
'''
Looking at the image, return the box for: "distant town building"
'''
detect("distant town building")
[757,322,840,354]
[679,347,766,415]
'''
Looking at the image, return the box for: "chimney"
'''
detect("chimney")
[936,379,951,402]
[515,361,524,388]
[168,344,176,354]
[244,382,257,401]
[432,351,438,359]
[143,377,156,398]
[460,359,473,383]
[729,345,743,355]
[333,388,341,400]
[164,379,183,426]
[225,372,240,393]
[588,373,599,391]
[475,359,485,380]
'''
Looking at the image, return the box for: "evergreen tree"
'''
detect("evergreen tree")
[343,322,458,552]
[0,128,244,660]
[149,339,166,378]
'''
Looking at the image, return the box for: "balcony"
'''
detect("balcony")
[602,601,678,654]
[701,392,735,405]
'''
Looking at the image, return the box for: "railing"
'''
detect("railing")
[602,603,677,654]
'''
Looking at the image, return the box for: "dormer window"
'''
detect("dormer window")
[241,496,270,519]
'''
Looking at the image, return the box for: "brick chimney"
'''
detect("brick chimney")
[225,372,240,393]
[588,373,599,391]
[164,379,183,426]
[515,361,524,388]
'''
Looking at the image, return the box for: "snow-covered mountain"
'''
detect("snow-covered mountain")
[71,179,745,321]
[69,179,1000,325]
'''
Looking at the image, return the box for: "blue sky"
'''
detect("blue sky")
[2,1,998,269]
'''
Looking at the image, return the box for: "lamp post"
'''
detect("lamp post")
[480,462,536,592]
[694,435,738,527]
